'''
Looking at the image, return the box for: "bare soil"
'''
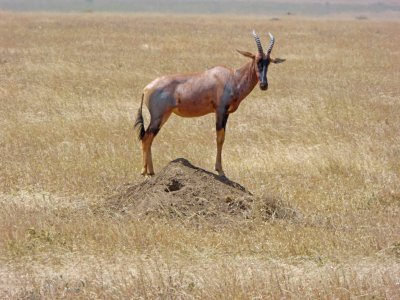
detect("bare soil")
[99,158,299,224]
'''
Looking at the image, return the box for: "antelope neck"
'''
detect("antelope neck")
[233,60,258,102]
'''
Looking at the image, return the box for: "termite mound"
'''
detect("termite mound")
[99,158,299,224]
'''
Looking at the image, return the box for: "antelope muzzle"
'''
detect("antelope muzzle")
[260,82,268,90]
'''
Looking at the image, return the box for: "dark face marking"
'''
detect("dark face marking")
[256,57,270,90]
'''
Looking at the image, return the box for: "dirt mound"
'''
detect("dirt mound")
[101,158,298,224]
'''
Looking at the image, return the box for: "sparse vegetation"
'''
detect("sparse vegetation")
[0,11,399,299]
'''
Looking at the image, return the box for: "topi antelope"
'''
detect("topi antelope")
[135,30,285,176]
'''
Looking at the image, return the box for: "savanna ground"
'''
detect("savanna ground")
[0,11,399,299]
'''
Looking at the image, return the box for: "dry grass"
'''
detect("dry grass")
[0,11,399,299]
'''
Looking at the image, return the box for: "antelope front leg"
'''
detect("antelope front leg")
[215,129,225,176]
[215,110,229,176]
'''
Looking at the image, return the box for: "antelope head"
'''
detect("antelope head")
[237,30,285,90]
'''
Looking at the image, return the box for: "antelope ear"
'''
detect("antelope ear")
[270,57,286,64]
[236,49,255,59]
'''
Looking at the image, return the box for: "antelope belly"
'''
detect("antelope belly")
[172,96,215,117]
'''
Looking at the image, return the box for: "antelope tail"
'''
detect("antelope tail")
[134,93,145,141]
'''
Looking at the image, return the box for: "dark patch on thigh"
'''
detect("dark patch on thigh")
[147,88,176,135]
[147,127,160,136]
[149,89,176,116]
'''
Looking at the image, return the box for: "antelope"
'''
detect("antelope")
[135,31,285,176]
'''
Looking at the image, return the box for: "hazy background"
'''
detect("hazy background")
[1,0,399,16]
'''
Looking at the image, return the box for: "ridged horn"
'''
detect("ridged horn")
[267,32,275,55]
[252,30,264,56]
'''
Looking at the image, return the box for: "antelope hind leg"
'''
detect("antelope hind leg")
[141,131,155,176]
[141,110,173,176]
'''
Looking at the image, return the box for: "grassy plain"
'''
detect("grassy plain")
[0,11,399,299]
